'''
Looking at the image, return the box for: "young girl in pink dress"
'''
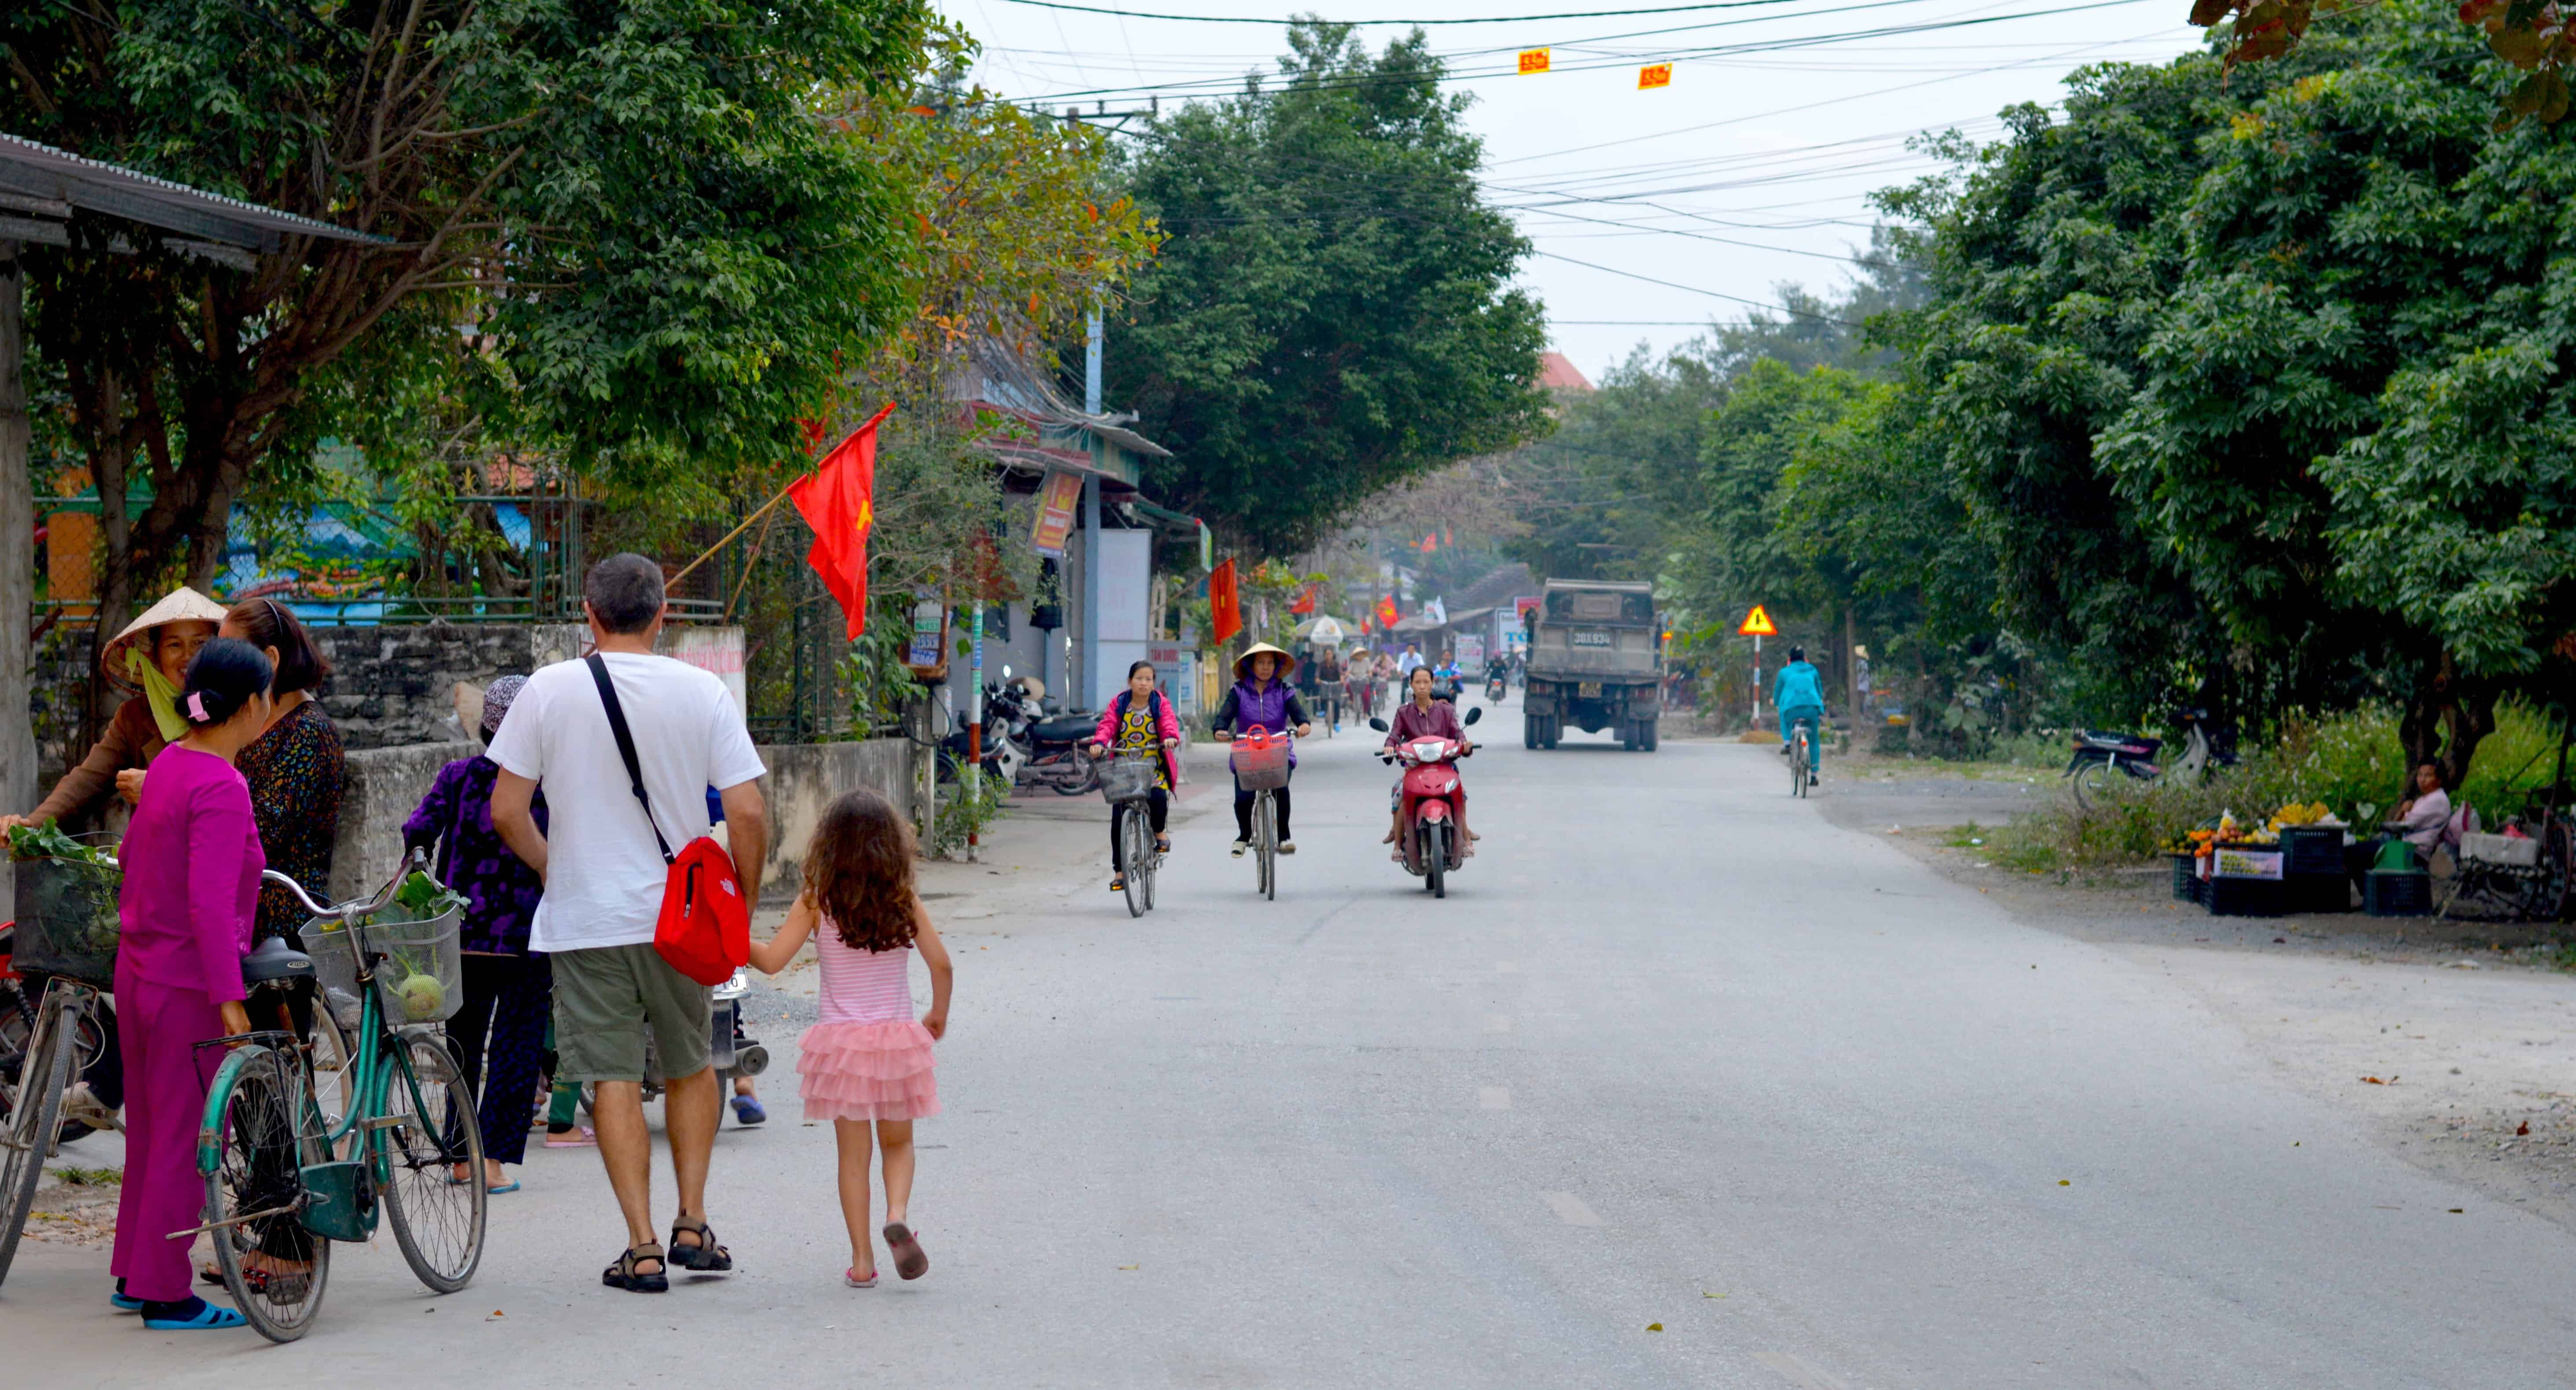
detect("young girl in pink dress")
[746,788,953,1288]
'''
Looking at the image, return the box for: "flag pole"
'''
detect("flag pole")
[666,485,796,589]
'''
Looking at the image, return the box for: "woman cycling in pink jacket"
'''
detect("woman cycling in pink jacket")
[1088,660,1183,894]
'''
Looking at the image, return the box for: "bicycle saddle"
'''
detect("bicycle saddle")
[241,936,316,984]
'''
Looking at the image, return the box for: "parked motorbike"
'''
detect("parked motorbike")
[578,968,769,1114]
[1014,696,1103,796]
[1371,706,1483,899]
[938,681,1029,789]
[2064,707,2236,809]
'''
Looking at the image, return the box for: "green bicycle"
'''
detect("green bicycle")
[182,853,485,1342]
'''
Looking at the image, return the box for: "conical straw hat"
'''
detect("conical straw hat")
[99,587,230,692]
[1233,642,1297,682]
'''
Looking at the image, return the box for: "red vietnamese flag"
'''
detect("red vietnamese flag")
[789,403,895,640]
[1209,558,1242,644]
[1374,594,1399,627]
[1289,582,1316,616]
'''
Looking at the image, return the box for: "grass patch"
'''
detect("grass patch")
[50,1165,120,1187]
[1942,822,1990,848]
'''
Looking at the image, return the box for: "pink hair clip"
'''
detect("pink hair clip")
[186,690,209,722]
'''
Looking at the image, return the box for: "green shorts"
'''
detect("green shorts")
[550,943,713,1084]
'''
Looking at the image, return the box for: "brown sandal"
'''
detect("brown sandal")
[603,1240,668,1292]
[882,1222,930,1280]
[668,1215,733,1272]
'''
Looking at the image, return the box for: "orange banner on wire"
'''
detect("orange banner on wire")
[1639,63,1672,89]
[1518,48,1551,74]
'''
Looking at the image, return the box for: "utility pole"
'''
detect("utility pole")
[1080,306,1104,711]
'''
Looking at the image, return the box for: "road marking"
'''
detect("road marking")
[1486,1013,1513,1033]
[1756,1350,1851,1390]
[1541,1191,1602,1226]
[1480,1086,1512,1110]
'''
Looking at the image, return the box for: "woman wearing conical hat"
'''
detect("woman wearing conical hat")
[1209,643,1314,856]
[3,587,228,834]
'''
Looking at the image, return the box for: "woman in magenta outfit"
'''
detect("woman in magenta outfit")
[107,638,276,1331]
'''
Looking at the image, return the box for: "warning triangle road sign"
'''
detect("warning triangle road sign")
[1738,605,1777,637]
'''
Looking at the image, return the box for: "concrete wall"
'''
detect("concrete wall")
[324,736,915,909]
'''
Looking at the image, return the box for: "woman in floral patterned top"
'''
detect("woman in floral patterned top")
[1088,661,1182,895]
[219,599,346,947]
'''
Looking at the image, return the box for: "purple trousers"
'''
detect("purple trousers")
[110,974,222,1302]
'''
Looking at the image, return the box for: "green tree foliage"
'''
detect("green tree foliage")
[1108,22,1551,556]
[1891,1,2576,783]
[2,0,934,642]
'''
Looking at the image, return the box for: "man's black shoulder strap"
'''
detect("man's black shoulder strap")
[585,653,674,865]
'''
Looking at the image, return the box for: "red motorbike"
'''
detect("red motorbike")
[1371,706,1483,898]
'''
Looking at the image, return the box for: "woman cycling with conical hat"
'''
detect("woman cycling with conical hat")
[1209,643,1313,856]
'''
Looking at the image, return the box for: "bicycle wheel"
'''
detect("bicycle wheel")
[1121,808,1148,919]
[306,1004,356,1158]
[1257,792,1277,901]
[0,986,75,1286]
[202,1043,330,1342]
[1425,824,1447,899]
[1790,731,1807,797]
[378,1033,486,1293]
[1143,839,1159,911]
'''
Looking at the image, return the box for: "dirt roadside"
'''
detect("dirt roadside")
[1814,753,2576,1231]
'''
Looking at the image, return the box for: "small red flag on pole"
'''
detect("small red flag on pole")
[1210,558,1242,644]
[789,403,895,640]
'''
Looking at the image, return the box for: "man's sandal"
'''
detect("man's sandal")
[668,1215,734,1272]
[603,1240,668,1293]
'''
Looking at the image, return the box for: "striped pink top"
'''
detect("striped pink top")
[815,921,915,1026]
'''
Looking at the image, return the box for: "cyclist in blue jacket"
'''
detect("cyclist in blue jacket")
[1772,646,1826,785]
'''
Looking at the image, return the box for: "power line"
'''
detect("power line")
[1533,251,1865,323]
[995,0,1821,24]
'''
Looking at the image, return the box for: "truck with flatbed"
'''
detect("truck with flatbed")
[1521,579,1663,750]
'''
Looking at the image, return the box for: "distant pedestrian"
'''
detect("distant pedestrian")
[404,675,548,1194]
[746,788,954,1288]
[487,554,770,1294]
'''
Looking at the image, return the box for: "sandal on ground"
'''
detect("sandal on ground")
[731,1095,767,1126]
[544,1125,597,1148]
[845,1267,879,1288]
[603,1240,669,1293]
[667,1215,734,1272]
[882,1222,930,1280]
[141,1297,247,1330]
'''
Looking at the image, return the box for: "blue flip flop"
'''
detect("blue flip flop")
[486,1181,521,1195]
[731,1096,767,1126]
[142,1298,248,1331]
[109,1291,146,1312]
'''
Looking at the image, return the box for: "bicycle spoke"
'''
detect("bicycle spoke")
[379,1035,486,1292]
[205,1046,329,1341]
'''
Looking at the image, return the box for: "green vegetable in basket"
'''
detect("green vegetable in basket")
[399,973,448,1021]
[7,819,108,865]
[393,869,468,920]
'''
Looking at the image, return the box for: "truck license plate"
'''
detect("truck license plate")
[1571,629,1612,648]
[1578,681,1602,697]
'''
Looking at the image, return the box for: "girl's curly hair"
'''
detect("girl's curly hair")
[804,789,921,953]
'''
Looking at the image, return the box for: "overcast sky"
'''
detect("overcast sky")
[937,0,2201,381]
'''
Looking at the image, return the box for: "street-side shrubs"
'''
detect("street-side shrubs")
[1997,704,2565,870]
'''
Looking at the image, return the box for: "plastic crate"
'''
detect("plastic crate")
[2206,875,2287,917]
[2279,826,2344,877]
[1229,734,1291,791]
[307,909,463,1029]
[2364,870,2431,917]
[2169,853,2199,902]
[2460,831,2540,867]
[10,853,122,987]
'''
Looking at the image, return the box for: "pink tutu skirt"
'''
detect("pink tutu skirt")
[797,1020,940,1123]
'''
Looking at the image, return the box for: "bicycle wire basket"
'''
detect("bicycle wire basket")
[10,838,123,987]
[1231,734,1291,792]
[306,907,464,1030]
[1101,754,1161,804]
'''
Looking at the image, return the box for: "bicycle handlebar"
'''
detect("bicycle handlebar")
[260,847,425,924]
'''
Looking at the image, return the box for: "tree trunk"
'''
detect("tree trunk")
[2,243,36,912]
[2398,653,2500,803]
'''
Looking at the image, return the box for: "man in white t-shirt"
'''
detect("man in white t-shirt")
[488,553,768,1292]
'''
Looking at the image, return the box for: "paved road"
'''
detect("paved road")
[12,700,2576,1386]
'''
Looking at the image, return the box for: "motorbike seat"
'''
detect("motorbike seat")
[2076,729,2160,755]
[241,936,316,984]
[1033,715,1096,743]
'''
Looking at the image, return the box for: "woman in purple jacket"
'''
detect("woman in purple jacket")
[1210,644,1314,855]
[109,638,275,1331]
